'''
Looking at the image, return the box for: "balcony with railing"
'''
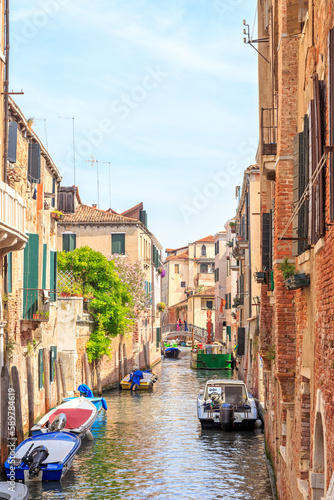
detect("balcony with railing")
[231,238,245,260]
[0,179,28,257]
[261,107,277,156]
[21,289,54,321]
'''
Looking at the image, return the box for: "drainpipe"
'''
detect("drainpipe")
[3,0,9,183]
[151,241,155,364]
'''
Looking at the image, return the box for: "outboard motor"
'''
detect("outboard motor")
[220,403,235,431]
[49,413,67,432]
[22,445,49,479]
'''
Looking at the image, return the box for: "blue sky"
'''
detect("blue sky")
[10,0,259,250]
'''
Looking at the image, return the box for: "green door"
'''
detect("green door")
[23,234,39,319]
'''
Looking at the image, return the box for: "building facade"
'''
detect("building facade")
[57,196,162,374]
[249,1,334,498]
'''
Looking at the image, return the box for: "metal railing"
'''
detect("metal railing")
[161,323,212,342]
[261,107,277,155]
[21,288,54,321]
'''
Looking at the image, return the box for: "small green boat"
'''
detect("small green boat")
[191,345,232,370]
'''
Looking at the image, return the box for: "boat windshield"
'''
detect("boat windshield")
[205,383,247,403]
[224,385,246,404]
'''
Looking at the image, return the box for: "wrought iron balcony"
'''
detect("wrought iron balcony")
[0,179,28,257]
[21,289,54,321]
[261,107,277,156]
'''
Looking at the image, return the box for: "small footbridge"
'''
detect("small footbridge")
[161,323,211,343]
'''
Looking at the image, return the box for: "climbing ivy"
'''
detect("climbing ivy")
[58,247,133,361]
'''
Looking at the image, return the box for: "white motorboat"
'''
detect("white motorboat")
[0,482,29,499]
[30,396,97,440]
[197,378,261,430]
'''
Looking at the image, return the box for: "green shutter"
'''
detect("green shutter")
[42,244,47,289]
[50,251,57,302]
[227,325,231,341]
[38,349,44,389]
[63,234,76,252]
[23,234,39,319]
[156,327,161,348]
[7,253,12,293]
[50,346,57,382]
[112,234,125,254]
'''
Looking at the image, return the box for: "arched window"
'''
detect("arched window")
[313,412,325,498]
[201,245,206,256]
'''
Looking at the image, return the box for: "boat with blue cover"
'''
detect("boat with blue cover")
[164,346,180,359]
[5,431,81,482]
[63,384,108,412]
[120,370,158,390]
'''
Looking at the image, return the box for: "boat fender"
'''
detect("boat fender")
[86,430,94,441]
[255,419,262,428]
[101,398,108,410]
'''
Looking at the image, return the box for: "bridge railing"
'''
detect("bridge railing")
[161,323,213,341]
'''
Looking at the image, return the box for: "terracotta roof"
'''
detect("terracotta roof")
[121,202,143,219]
[166,251,189,261]
[60,204,137,223]
[195,235,215,243]
[194,286,215,297]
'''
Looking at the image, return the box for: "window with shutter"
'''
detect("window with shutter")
[7,253,12,293]
[38,349,44,389]
[237,327,245,356]
[329,28,334,221]
[111,233,125,254]
[156,327,161,348]
[42,244,47,289]
[51,178,56,208]
[23,234,39,319]
[8,121,18,163]
[63,234,76,252]
[50,346,57,382]
[313,75,325,238]
[28,143,41,184]
[226,325,231,341]
[50,251,57,302]
[262,213,271,270]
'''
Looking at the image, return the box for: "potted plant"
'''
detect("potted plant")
[157,267,166,277]
[279,258,310,290]
[231,311,237,319]
[227,241,233,247]
[226,255,230,260]
[157,302,166,312]
[229,221,236,233]
[50,209,64,221]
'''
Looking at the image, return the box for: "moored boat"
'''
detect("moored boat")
[5,431,81,482]
[197,378,260,430]
[120,370,158,390]
[63,384,108,412]
[191,343,233,370]
[0,482,29,499]
[30,396,97,440]
[164,346,180,358]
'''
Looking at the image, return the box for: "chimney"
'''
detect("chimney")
[92,204,97,208]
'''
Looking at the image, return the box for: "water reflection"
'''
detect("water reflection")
[27,349,272,500]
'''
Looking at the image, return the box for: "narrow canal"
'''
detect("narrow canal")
[28,349,273,500]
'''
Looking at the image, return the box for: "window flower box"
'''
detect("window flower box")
[284,273,310,291]
[254,271,267,284]
[51,210,64,221]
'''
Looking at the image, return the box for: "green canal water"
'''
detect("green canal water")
[27,349,273,500]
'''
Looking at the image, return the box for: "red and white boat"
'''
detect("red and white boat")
[30,396,97,440]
